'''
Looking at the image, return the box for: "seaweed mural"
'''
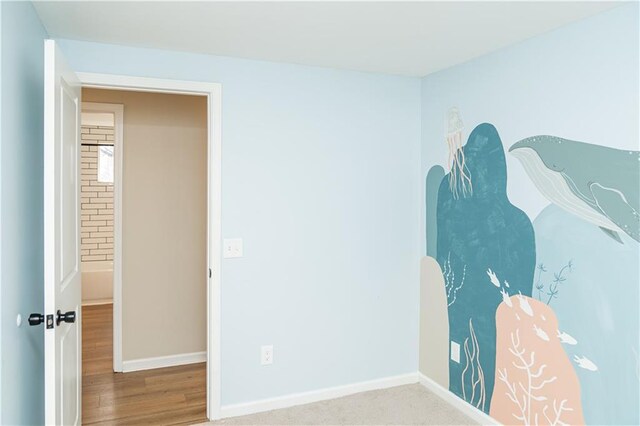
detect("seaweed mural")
[461,319,486,411]
[533,261,573,305]
[443,252,466,307]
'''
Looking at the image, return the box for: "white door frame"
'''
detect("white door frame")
[76,73,223,420]
[80,101,124,372]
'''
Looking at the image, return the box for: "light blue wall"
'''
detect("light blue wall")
[0,2,47,424]
[420,3,639,424]
[57,39,422,405]
[0,1,3,414]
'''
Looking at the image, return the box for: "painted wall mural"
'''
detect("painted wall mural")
[510,136,640,243]
[435,123,536,412]
[422,116,639,425]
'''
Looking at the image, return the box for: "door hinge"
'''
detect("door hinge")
[209,268,212,278]
[46,314,54,329]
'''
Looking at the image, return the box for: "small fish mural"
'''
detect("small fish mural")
[517,293,533,317]
[557,330,578,345]
[500,288,512,307]
[533,324,550,341]
[574,355,599,372]
[487,268,500,287]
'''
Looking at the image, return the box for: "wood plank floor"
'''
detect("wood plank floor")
[82,304,207,425]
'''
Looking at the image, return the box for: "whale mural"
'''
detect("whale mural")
[509,136,640,243]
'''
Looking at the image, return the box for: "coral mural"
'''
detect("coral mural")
[534,204,639,425]
[436,123,536,411]
[419,256,449,388]
[491,295,585,426]
[510,136,640,243]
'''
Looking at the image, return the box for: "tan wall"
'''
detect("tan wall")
[83,89,208,361]
[419,256,449,388]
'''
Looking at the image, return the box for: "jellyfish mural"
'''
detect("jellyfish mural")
[446,107,472,199]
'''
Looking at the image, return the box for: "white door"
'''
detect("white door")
[43,39,82,426]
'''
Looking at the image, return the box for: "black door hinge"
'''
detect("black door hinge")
[209,268,212,278]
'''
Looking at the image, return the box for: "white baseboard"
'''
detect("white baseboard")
[220,372,419,419]
[418,372,499,425]
[122,351,206,373]
[82,298,113,306]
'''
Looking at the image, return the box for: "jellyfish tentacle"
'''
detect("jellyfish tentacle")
[445,108,473,199]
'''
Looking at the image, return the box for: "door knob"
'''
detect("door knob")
[28,313,45,326]
[56,310,76,326]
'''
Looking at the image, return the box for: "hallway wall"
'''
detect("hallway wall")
[83,88,208,363]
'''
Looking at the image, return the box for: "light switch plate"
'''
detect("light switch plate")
[451,341,460,363]
[223,238,243,258]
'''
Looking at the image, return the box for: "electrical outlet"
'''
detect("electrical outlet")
[223,238,243,258]
[261,345,273,365]
[451,341,460,363]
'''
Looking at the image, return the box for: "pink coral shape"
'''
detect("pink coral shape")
[490,296,585,426]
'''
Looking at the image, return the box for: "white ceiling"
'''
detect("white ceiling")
[33,1,621,77]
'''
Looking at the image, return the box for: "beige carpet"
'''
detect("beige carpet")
[204,384,477,425]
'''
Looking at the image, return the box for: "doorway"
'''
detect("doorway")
[77,76,222,423]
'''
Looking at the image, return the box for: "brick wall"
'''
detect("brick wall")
[81,125,114,262]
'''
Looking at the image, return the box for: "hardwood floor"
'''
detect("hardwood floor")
[82,304,207,425]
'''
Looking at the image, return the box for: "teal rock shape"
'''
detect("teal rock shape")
[437,123,535,413]
[426,166,445,258]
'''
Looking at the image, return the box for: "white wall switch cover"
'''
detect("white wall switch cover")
[261,345,273,365]
[223,238,243,258]
[451,341,460,363]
